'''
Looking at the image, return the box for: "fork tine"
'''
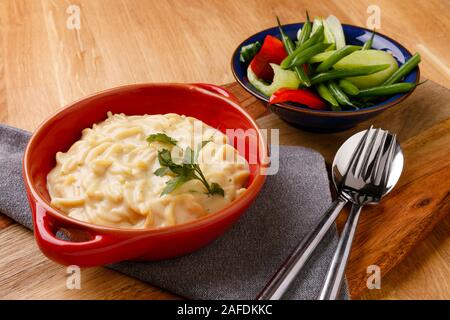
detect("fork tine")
[370,130,389,182]
[379,134,397,188]
[357,128,380,178]
[345,126,373,177]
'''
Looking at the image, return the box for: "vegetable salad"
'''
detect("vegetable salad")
[239,13,421,111]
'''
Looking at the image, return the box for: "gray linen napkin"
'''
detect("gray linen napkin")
[0,123,349,300]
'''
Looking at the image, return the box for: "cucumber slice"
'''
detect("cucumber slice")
[308,50,336,63]
[311,17,323,35]
[296,27,302,41]
[321,18,336,45]
[326,15,346,50]
[312,17,335,46]
[247,63,300,96]
[333,50,399,89]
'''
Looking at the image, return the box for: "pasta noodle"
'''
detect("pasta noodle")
[47,112,250,229]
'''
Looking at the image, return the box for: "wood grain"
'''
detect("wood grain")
[0,0,449,300]
[235,81,450,298]
[0,225,178,300]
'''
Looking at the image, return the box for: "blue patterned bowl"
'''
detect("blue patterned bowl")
[231,23,420,132]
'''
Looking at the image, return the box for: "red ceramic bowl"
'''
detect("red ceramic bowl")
[23,83,268,267]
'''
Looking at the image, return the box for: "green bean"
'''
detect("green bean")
[327,81,356,107]
[383,53,421,85]
[338,79,360,95]
[310,64,390,85]
[349,100,370,109]
[239,41,261,63]
[276,16,311,87]
[282,42,331,69]
[300,25,324,50]
[281,25,324,68]
[315,45,362,72]
[308,50,335,63]
[356,82,416,97]
[276,16,295,52]
[362,31,375,50]
[325,43,336,51]
[316,83,341,111]
[297,11,312,48]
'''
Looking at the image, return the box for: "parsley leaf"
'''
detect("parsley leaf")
[147,133,178,145]
[210,182,225,197]
[183,146,195,165]
[154,167,170,176]
[161,176,191,196]
[152,140,224,197]
[195,140,211,161]
[158,149,178,168]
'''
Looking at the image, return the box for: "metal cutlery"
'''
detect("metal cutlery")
[319,129,401,299]
[257,127,403,300]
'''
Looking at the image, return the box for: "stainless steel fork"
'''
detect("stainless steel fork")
[319,129,397,300]
[257,127,379,300]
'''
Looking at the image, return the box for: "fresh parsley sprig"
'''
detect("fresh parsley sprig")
[146,133,178,145]
[147,134,224,197]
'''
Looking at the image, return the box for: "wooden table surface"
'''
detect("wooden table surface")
[0,0,449,300]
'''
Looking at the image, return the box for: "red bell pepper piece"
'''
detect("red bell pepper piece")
[302,64,309,74]
[250,35,288,81]
[269,88,327,110]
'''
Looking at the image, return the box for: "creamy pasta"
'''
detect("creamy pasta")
[47,112,250,229]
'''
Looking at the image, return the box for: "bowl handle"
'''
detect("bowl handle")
[33,203,134,267]
[192,83,239,104]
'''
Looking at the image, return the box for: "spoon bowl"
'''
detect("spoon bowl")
[332,129,404,203]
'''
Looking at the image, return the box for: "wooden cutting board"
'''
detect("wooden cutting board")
[0,80,447,299]
[223,80,450,298]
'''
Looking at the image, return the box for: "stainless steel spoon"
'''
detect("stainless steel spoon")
[319,129,403,299]
[257,127,403,300]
